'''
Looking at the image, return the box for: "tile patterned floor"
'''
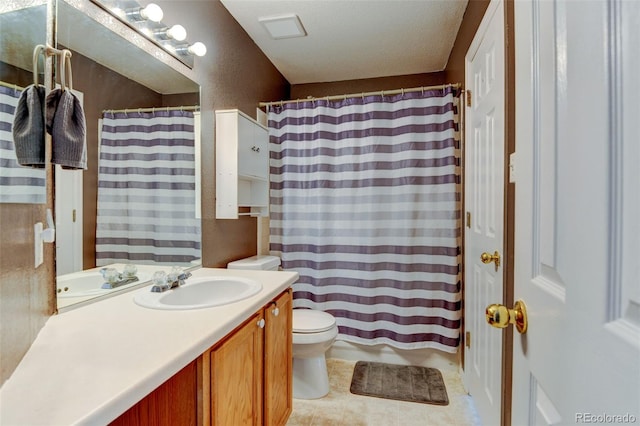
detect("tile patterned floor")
[287,358,481,426]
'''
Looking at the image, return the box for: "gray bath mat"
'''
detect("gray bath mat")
[349,361,449,405]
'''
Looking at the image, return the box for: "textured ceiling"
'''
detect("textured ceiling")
[220,0,468,85]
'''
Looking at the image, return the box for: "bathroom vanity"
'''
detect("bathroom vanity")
[0,268,297,425]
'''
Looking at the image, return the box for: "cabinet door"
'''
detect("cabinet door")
[237,114,268,180]
[264,290,293,426]
[210,312,264,426]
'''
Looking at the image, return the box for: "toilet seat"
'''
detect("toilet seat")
[293,309,336,333]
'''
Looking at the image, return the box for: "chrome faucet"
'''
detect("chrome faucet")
[100,266,139,289]
[168,271,192,289]
[150,268,192,293]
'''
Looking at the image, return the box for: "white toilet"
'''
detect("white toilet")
[227,255,338,399]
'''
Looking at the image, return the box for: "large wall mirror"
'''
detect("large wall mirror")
[54,0,201,309]
[0,1,48,204]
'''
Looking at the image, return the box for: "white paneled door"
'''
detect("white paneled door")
[54,89,84,276]
[512,0,640,424]
[463,1,505,425]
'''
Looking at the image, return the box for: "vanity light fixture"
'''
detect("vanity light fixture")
[154,24,187,41]
[125,2,163,23]
[91,0,206,66]
[176,42,207,57]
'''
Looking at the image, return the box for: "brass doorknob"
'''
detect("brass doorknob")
[480,251,501,271]
[485,300,528,334]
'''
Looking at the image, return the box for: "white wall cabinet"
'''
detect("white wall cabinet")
[215,109,269,219]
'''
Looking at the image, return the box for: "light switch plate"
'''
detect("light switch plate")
[34,222,43,268]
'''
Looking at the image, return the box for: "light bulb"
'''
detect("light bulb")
[166,25,187,41]
[188,42,207,57]
[140,3,163,22]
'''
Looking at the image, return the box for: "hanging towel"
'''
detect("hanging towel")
[46,88,87,170]
[12,84,46,168]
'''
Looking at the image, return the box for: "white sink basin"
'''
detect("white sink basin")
[133,276,263,310]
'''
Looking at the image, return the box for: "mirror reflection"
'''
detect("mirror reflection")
[54,0,201,309]
[0,2,47,204]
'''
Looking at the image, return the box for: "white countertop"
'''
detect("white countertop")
[0,267,298,426]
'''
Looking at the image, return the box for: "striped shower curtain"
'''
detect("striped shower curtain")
[96,110,200,266]
[268,87,461,352]
[0,84,46,203]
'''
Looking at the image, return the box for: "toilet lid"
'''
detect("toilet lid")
[293,309,336,333]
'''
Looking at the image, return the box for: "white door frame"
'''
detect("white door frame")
[462,1,508,425]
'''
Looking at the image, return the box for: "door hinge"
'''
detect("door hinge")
[466,90,472,107]
[509,152,516,183]
[465,331,471,348]
[466,211,471,228]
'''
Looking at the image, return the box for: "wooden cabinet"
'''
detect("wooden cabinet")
[204,289,292,426]
[215,109,269,219]
[110,361,198,426]
[109,289,292,426]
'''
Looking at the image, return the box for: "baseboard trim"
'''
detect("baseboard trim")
[327,340,460,372]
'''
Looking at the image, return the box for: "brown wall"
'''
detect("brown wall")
[444,0,491,86]
[291,72,446,99]
[0,63,55,385]
[154,0,290,268]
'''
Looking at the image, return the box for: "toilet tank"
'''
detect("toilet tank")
[227,255,281,271]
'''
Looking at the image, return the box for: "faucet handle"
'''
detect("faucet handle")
[150,271,169,292]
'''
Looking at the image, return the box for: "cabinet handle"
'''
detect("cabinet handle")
[251,146,260,153]
[257,318,265,328]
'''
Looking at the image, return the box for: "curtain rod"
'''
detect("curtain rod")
[0,81,26,91]
[259,83,461,108]
[102,105,200,114]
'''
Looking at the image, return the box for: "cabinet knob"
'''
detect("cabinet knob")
[257,318,265,328]
[272,307,280,317]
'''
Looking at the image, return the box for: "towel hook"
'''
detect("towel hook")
[59,50,73,91]
[32,45,46,86]
[64,50,73,90]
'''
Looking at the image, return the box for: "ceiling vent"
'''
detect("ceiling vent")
[259,14,307,39]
